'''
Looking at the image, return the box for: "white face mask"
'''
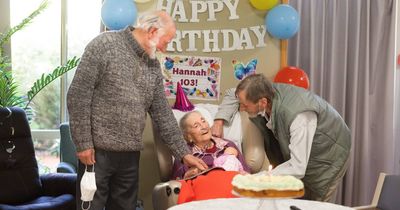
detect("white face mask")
[80,165,97,210]
[258,107,267,118]
[148,38,159,59]
[248,102,266,118]
[148,30,164,59]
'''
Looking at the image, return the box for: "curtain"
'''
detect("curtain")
[287,0,398,206]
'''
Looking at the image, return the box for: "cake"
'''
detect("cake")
[231,174,304,198]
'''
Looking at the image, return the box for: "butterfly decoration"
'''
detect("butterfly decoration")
[182,86,190,95]
[207,76,216,84]
[196,89,207,97]
[206,88,214,97]
[164,57,174,70]
[205,59,220,71]
[211,83,218,98]
[192,58,202,66]
[188,87,197,96]
[163,80,174,96]
[232,59,258,80]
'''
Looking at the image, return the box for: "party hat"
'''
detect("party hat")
[172,82,194,112]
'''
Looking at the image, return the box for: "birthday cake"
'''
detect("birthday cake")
[231,174,304,198]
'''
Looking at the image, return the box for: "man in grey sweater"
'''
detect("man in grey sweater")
[67,11,207,210]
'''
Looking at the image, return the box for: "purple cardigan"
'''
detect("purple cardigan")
[171,137,250,179]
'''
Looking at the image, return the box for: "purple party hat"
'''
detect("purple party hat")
[172,82,195,112]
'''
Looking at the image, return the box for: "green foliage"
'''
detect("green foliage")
[25,56,80,109]
[0,0,80,109]
[29,80,60,129]
[0,0,49,108]
[0,70,25,107]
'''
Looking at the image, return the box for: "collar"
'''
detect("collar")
[123,26,155,62]
[190,137,228,154]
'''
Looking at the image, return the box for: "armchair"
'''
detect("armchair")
[57,123,78,173]
[151,104,269,210]
[353,173,400,210]
[0,107,76,210]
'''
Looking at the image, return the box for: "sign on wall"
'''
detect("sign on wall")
[157,0,267,53]
[162,55,221,100]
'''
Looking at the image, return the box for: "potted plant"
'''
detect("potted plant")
[0,0,80,110]
[0,0,81,176]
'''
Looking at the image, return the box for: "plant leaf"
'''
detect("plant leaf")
[0,70,25,107]
[25,56,80,108]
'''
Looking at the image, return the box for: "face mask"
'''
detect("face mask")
[148,30,164,59]
[81,164,97,210]
[148,38,158,59]
[258,106,267,118]
[248,101,266,118]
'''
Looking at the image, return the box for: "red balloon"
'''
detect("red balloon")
[273,66,310,89]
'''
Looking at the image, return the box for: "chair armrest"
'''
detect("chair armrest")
[352,205,377,210]
[57,162,77,173]
[152,121,174,182]
[40,173,76,196]
[152,180,182,210]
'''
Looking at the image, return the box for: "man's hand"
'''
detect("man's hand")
[182,154,208,171]
[77,148,96,165]
[224,147,238,157]
[211,119,224,138]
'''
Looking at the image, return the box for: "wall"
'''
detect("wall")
[0,0,11,60]
[136,0,280,209]
[395,0,400,174]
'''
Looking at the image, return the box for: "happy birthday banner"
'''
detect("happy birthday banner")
[157,0,267,53]
[162,55,221,100]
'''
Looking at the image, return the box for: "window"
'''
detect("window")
[10,0,101,173]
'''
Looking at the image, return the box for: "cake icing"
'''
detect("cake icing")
[232,174,304,191]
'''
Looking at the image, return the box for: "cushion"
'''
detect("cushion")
[0,138,42,204]
[0,194,75,210]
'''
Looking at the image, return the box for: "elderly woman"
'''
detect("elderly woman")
[172,111,250,180]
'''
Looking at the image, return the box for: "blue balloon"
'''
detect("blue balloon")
[101,0,137,30]
[265,4,300,39]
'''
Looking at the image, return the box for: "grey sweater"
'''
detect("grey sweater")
[67,27,190,160]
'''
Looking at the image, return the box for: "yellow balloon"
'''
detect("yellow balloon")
[249,0,279,10]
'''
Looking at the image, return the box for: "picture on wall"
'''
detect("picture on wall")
[161,55,221,101]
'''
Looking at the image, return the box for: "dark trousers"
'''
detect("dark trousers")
[76,149,140,210]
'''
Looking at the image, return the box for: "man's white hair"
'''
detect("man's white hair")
[136,11,173,32]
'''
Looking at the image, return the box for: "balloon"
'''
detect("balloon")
[134,0,151,3]
[265,4,300,39]
[274,66,310,89]
[249,0,278,10]
[101,0,137,30]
